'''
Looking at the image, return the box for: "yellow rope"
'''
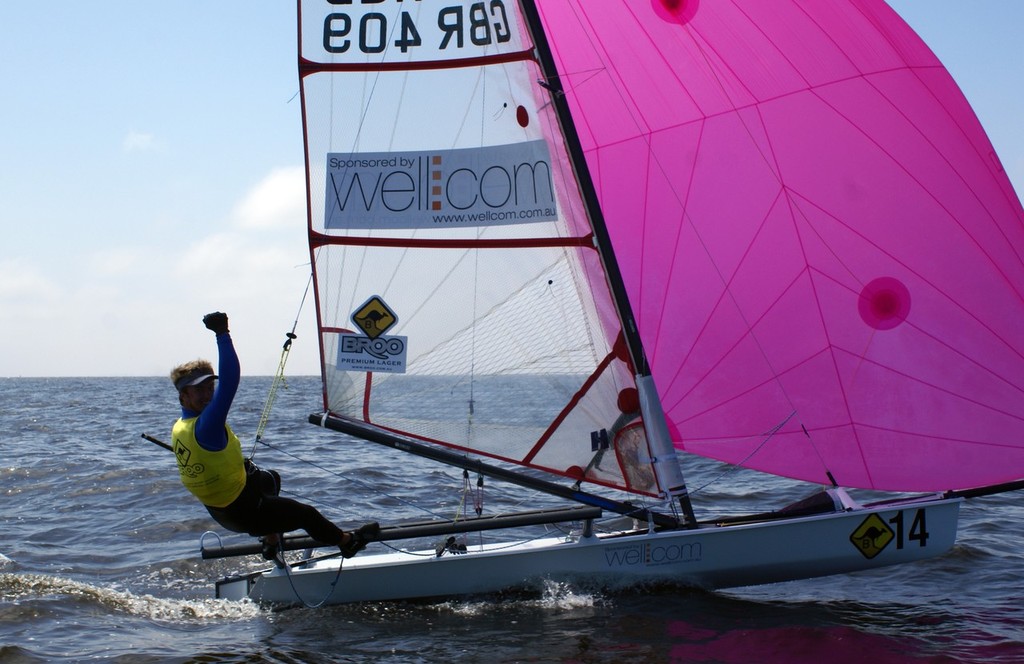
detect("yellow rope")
[250,274,312,458]
[253,333,295,447]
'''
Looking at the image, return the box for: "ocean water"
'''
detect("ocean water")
[2,376,1024,663]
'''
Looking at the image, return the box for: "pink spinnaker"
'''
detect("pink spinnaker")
[538,0,1024,491]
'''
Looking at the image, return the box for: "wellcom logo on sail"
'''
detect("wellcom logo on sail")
[324,141,557,230]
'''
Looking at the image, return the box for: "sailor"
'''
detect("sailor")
[170,311,378,559]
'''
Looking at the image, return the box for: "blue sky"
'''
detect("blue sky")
[1,1,1021,377]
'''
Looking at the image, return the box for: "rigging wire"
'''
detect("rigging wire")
[249,273,313,460]
[256,437,452,522]
[688,410,797,498]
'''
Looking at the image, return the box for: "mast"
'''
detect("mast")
[518,0,696,525]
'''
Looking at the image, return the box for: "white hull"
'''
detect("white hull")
[216,496,961,606]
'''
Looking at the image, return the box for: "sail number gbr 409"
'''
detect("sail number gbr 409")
[322,1,513,55]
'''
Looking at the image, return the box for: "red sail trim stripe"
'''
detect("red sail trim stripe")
[310,230,594,250]
[316,326,373,418]
[523,350,617,464]
[362,372,373,422]
[298,48,536,77]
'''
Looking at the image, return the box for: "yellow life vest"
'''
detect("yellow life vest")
[171,418,246,508]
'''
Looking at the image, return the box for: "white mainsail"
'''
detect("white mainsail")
[300,1,665,497]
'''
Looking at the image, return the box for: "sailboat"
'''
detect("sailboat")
[210,0,1024,606]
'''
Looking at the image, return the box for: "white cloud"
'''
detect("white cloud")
[157,172,317,377]
[0,258,60,304]
[87,248,145,276]
[0,169,320,377]
[231,166,306,230]
[122,130,159,153]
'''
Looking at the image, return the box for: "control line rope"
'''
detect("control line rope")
[250,273,313,460]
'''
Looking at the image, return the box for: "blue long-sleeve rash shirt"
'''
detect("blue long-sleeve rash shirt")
[179,333,241,451]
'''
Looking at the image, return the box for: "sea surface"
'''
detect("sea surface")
[2,376,1024,663]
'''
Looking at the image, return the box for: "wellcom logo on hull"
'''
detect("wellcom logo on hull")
[324,141,557,229]
[604,541,703,568]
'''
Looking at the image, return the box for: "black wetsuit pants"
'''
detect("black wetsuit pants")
[205,461,344,545]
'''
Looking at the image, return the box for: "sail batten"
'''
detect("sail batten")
[299,48,536,75]
[309,231,593,250]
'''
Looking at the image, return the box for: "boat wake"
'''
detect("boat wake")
[0,573,263,621]
[425,579,603,617]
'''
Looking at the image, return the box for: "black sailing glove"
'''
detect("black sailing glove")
[203,312,230,335]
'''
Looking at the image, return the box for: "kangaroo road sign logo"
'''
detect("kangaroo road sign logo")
[850,513,895,559]
[336,295,407,374]
[352,296,397,340]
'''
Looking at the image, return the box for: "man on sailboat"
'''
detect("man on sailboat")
[170,311,377,559]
